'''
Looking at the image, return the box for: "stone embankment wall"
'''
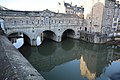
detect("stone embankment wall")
[80,31,107,43]
[0,34,45,80]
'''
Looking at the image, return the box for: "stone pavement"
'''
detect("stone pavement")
[0,34,45,80]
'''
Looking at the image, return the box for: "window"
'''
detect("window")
[41,20,43,24]
[69,20,70,23]
[80,27,81,30]
[85,27,87,31]
[90,22,91,24]
[59,20,60,23]
[113,23,117,26]
[38,20,39,24]
[45,17,49,24]
[51,20,53,23]
[118,21,120,25]
[114,18,117,21]
[26,20,28,24]
[112,28,116,31]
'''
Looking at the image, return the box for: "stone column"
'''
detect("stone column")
[56,35,62,42]
[30,39,37,46]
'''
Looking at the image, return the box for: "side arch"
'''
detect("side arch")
[0,18,5,31]
[7,30,31,40]
[7,31,32,48]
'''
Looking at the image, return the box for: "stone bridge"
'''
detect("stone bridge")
[0,9,83,46]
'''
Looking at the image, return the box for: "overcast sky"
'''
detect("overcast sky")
[0,0,84,11]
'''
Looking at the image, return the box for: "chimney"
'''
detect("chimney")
[71,2,72,6]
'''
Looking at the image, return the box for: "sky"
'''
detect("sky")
[0,0,84,12]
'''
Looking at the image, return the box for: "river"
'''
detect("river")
[18,38,120,80]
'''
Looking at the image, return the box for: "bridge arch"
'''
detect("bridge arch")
[7,31,31,40]
[7,31,31,48]
[0,18,5,31]
[36,30,57,46]
[61,29,76,41]
[43,30,57,41]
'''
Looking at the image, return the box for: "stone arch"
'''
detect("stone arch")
[0,18,5,31]
[61,28,76,41]
[43,30,57,41]
[35,30,57,46]
[7,31,31,47]
[7,31,31,40]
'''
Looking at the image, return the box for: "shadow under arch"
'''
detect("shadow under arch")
[61,29,75,41]
[8,32,31,48]
[43,30,57,41]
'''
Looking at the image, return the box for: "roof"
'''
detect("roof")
[64,2,84,12]
[0,5,9,10]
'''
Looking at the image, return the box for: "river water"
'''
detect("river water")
[18,39,120,80]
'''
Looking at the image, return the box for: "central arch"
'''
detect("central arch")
[36,30,57,46]
[43,30,57,41]
[62,29,75,41]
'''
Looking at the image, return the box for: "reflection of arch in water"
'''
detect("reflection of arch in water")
[61,29,75,41]
[38,40,57,56]
[61,38,75,51]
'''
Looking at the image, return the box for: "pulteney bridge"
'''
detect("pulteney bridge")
[0,9,83,46]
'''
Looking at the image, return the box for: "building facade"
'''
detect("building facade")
[57,2,84,18]
[80,0,117,43]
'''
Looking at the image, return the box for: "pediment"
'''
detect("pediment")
[40,9,55,17]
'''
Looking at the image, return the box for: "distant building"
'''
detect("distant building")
[57,2,84,18]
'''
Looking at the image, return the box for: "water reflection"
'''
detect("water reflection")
[13,38,23,49]
[19,39,120,80]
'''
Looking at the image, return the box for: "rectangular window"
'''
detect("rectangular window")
[118,21,120,25]
[51,20,53,23]
[45,17,49,24]
[38,20,39,24]
[113,23,117,26]
[41,20,43,24]
[14,21,16,25]
[114,18,117,21]
[59,20,60,23]
[26,20,28,24]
